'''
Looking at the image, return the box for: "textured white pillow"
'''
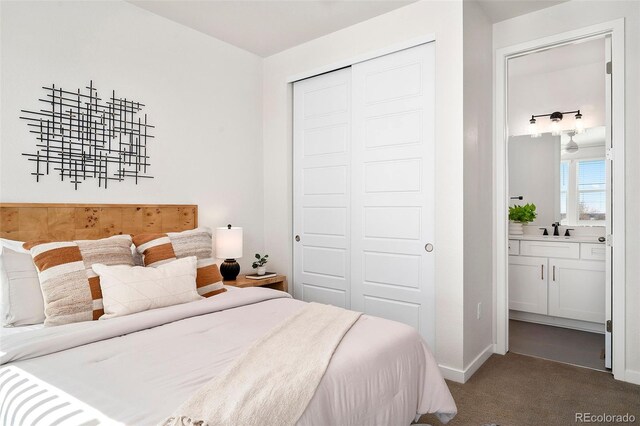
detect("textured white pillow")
[0,238,29,254]
[92,256,202,319]
[0,243,46,326]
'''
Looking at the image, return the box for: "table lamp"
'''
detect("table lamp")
[216,224,243,281]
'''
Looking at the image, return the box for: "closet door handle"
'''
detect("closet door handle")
[553,265,556,281]
[541,264,544,280]
[295,235,300,242]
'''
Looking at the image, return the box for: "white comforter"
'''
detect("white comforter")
[0,287,456,425]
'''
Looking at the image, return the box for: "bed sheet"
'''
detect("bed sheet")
[0,287,456,425]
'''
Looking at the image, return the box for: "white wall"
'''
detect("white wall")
[0,1,264,272]
[262,0,467,376]
[509,61,606,136]
[494,0,640,383]
[462,0,494,374]
[508,134,560,226]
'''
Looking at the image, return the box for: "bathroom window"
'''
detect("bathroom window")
[560,158,606,225]
[577,160,606,221]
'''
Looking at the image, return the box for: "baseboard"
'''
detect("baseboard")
[492,342,506,355]
[462,344,494,382]
[510,310,604,333]
[438,364,465,383]
[439,344,494,384]
[624,369,640,385]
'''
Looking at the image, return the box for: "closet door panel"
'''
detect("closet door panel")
[293,68,351,308]
[351,43,436,347]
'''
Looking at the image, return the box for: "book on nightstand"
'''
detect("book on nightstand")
[245,272,278,280]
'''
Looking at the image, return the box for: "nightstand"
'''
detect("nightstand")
[224,274,288,292]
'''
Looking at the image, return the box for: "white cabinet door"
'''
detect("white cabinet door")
[350,43,436,347]
[509,256,547,315]
[293,68,351,308]
[548,259,606,323]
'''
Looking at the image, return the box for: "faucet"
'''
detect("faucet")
[539,227,548,236]
[551,222,560,236]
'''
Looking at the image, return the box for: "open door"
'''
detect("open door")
[604,35,612,370]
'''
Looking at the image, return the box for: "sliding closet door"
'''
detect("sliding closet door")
[350,43,436,347]
[293,68,352,307]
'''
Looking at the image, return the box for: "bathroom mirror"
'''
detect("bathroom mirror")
[508,126,606,226]
[506,37,607,229]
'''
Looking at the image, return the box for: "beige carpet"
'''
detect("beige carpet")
[418,352,640,426]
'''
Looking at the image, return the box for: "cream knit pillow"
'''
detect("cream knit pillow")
[132,228,225,298]
[92,256,202,319]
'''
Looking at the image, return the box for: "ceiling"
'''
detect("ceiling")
[476,0,570,24]
[129,0,572,57]
[128,0,416,57]
[127,0,568,57]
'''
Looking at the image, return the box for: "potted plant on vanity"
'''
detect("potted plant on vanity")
[252,253,269,276]
[508,203,537,235]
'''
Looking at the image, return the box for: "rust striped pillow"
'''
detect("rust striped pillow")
[133,228,225,298]
[24,235,134,326]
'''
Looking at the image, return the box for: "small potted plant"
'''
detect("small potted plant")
[508,203,537,235]
[252,253,269,276]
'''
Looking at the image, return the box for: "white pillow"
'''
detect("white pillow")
[92,256,202,319]
[0,242,46,327]
[0,238,28,254]
[131,244,144,266]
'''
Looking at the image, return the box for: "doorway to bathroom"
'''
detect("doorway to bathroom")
[494,20,626,378]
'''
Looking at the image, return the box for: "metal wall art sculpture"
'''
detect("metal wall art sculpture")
[20,81,154,190]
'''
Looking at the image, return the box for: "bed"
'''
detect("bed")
[0,203,456,425]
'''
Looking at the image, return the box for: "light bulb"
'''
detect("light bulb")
[550,111,563,136]
[575,112,585,134]
[529,117,541,138]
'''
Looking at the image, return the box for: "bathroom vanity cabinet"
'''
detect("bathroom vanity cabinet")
[508,238,605,330]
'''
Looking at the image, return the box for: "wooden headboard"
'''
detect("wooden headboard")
[0,203,197,242]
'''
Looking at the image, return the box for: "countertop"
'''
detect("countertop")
[508,235,605,244]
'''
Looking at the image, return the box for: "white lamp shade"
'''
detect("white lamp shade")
[216,226,243,259]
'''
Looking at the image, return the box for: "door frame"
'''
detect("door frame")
[493,19,626,381]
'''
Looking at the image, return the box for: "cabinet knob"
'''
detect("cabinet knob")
[295,235,300,242]
[425,243,434,253]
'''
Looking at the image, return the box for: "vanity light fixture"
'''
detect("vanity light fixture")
[528,109,584,137]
